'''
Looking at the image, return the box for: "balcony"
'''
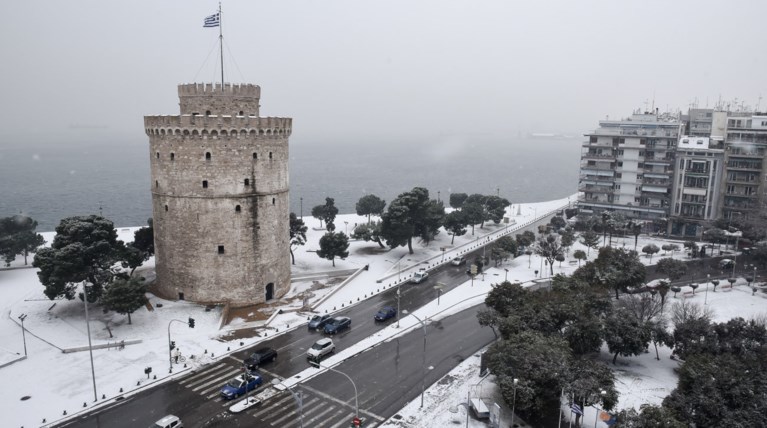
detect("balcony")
[579,184,614,194]
[684,169,709,176]
[726,163,762,171]
[581,152,616,161]
[579,174,615,183]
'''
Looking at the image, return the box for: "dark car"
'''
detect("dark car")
[374,306,397,322]
[323,316,351,335]
[243,347,277,370]
[220,372,263,400]
[308,314,332,330]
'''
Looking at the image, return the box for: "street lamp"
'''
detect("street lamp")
[404,310,428,408]
[704,274,710,305]
[300,197,303,219]
[504,268,509,282]
[344,221,349,234]
[511,378,519,427]
[272,379,303,428]
[82,286,98,402]
[18,314,27,356]
[310,361,359,420]
[167,318,195,373]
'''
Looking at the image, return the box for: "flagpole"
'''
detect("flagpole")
[218,1,224,91]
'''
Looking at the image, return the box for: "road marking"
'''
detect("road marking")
[193,368,241,392]
[301,383,386,422]
[181,364,231,386]
[250,394,294,419]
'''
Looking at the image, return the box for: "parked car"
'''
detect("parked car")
[308,314,332,330]
[374,306,397,322]
[323,316,351,334]
[151,415,183,428]
[307,337,335,361]
[450,256,466,266]
[243,347,277,370]
[220,372,263,400]
[719,259,735,270]
[410,270,429,284]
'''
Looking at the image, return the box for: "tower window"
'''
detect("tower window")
[244,178,250,186]
[218,245,225,254]
[239,111,244,116]
[235,205,241,212]
[164,205,168,212]
[202,180,208,188]
[205,110,211,116]
[269,152,273,159]
[156,152,160,159]
[205,152,211,160]
[155,180,159,188]
[170,153,175,161]
[272,197,276,205]
[252,152,257,159]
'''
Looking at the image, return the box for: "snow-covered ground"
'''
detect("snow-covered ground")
[1,195,765,428]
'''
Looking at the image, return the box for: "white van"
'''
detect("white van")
[152,415,183,428]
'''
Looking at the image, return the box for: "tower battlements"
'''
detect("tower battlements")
[178,83,260,97]
[144,115,292,136]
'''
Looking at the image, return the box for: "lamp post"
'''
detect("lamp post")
[300,197,303,219]
[504,268,509,282]
[704,274,710,305]
[311,361,359,419]
[167,318,195,373]
[82,286,98,402]
[511,378,519,427]
[435,283,444,305]
[18,314,27,356]
[438,190,441,203]
[272,379,303,428]
[593,390,606,428]
[405,311,428,408]
[344,221,349,234]
[732,231,741,277]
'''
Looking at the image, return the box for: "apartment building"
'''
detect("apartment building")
[579,112,683,232]
[721,114,767,222]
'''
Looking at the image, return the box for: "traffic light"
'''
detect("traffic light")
[188,317,195,328]
[170,341,176,350]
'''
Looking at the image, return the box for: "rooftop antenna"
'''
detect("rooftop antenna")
[757,95,763,112]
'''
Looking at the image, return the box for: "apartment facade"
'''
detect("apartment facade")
[721,115,767,222]
[579,113,682,232]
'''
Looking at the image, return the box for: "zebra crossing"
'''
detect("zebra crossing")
[177,362,383,427]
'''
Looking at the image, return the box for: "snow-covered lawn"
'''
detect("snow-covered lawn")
[1,194,765,428]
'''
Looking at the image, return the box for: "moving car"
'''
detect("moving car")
[410,270,429,284]
[323,316,351,334]
[450,256,466,266]
[243,347,277,370]
[374,306,397,322]
[719,259,735,270]
[308,314,332,330]
[151,415,183,428]
[307,337,335,361]
[220,372,263,400]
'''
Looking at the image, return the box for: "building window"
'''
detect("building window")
[235,205,241,212]
[202,180,208,188]
[218,245,225,254]
[239,111,244,116]
[205,152,211,160]
[205,110,211,116]
[170,152,175,161]
[253,152,257,159]
[244,178,250,186]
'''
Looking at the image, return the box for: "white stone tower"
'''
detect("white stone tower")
[144,83,291,306]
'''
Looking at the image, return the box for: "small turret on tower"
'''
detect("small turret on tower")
[178,83,261,117]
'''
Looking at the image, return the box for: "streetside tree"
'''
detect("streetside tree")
[355,194,386,224]
[289,213,308,265]
[550,215,566,230]
[641,243,660,261]
[316,231,349,267]
[449,192,468,209]
[380,187,443,254]
[559,226,576,255]
[628,220,643,251]
[534,234,564,275]
[122,218,154,275]
[654,257,687,309]
[351,221,386,249]
[614,405,685,427]
[579,229,601,256]
[590,247,646,300]
[573,249,587,266]
[495,235,518,257]
[603,308,653,364]
[563,358,619,427]
[311,204,326,229]
[443,210,468,244]
[321,197,339,232]
[101,277,147,324]
[0,215,45,266]
[461,202,484,235]
[515,230,536,250]
[33,215,127,301]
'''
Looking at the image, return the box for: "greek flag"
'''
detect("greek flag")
[203,12,220,28]
[570,403,583,416]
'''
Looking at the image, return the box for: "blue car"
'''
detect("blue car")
[374,306,397,322]
[308,314,332,330]
[220,372,263,400]
[323,316,351,335]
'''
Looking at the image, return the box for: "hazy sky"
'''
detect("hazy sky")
[2,1,766,144]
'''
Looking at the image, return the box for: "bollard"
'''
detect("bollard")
[63,411,67,416]
[333,306,336,310]
[83,402,87,407]
[349,300,352,304]
[43,419,46,423]
[204,349,208,354]
[183,363,187,368]
[227,347,230,351]
[153,375,157,380]
[341,303,344,307]
[357,297,360,301]
[211,353,215,357]
[137,381,141,386]
[119,387,123,393]
[240,342,244,346]
[102,394,106,399]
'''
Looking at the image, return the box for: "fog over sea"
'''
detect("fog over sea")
[1,132,581,232]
